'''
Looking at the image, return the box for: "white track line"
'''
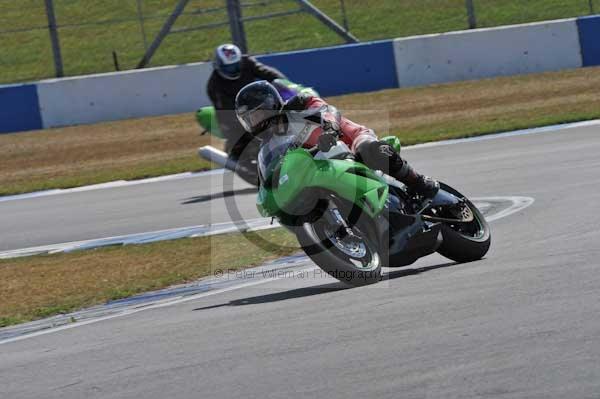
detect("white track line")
[472,196,535,222]
[0,196,534,345]
[0,218,277,259]
[0,197,532,260]
[0,169,227,203]
[1,120,597,203]
[0,272,313,346]
[404,119,600,151]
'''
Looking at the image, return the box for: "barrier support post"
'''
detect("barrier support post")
[296,0,358,43]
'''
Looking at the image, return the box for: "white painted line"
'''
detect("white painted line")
[473,196,535,222]
[1,119,598,203]
[0,197,531,260]
[0,196,535,344]
[404,119,600,151]
[0,217,276,259]
[0,265,318,346]
[0,169,227,203]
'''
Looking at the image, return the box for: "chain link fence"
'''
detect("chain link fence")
[1,0,598,84]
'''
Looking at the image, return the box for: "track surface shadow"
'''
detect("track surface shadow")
[181,187,257,204]
[193,261,459,311]
[386,261,458,279]
[194,283,349,310]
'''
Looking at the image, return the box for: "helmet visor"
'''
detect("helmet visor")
[237,107,277,133]
[220,62,240,79]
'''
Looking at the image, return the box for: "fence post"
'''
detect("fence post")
[465,0,477,29]
[44,0,64,77]
[589,0,595,14]
[226,0,248,53]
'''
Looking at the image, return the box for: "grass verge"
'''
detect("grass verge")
[0,113,214,196]
[0,228,300,328]
[2,66,600,196]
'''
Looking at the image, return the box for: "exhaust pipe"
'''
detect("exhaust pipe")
[198,146,236,171]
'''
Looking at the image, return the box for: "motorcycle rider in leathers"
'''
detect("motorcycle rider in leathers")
[234,81,440,198]
[207,44,286,163]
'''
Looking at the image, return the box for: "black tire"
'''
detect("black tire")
[294,196,383,286]
[436,184,491,263]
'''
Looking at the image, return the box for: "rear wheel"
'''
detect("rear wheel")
[294,195,383,286]
[436,184,491,263]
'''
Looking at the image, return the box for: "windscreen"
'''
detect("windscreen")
[257,133,298,185]
[256,106,324,185]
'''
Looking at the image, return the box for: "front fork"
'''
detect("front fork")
[324,206,362,241]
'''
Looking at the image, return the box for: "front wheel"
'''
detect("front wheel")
[436,184,491,263]
[294,196,383,286]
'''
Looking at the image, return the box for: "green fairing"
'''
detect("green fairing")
[257,149,389,219]
[196,106,223,138]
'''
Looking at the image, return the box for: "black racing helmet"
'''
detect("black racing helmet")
[235,81,284,134]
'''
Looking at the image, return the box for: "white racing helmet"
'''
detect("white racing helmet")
[213,44,242,80]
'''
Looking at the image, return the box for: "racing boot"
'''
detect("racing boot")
[399,165,440,199]
[392,160,440,198]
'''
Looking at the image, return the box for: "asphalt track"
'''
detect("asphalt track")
[0,169,260,252]
[2,125,600,398]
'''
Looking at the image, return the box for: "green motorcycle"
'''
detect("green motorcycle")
[257,133,491,286]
